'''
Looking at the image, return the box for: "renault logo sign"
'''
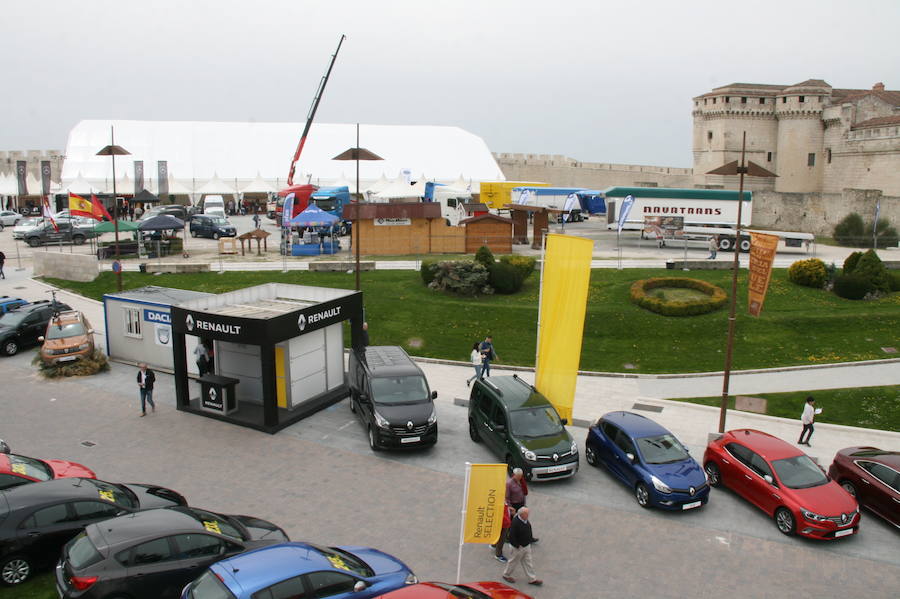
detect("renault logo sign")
[841,513,848,524]
[208,387,217,401]
[297,314,307,331]
[553,453,559,462]
[689,487,696,496]
[406,421,413,430]
[186,314,195,331]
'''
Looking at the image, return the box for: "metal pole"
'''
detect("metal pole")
[718,131,747,433]
[355,123,361,292]
[110,127,123,291]
[14,238,24,271]
[455,463,471,585]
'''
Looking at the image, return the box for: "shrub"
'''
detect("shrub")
[32,349,110,378]
[873,219,899,249]
[630,277,727,316]
[843,251,863,275]
[889,271,900,293]
[489,262,525,294]
[788,258,827,288]
[499,255,537,280]
[474,246,495,269]
[834,213,865,247]
[429,261,492,296]
[832,274,874,300]
[420,260,439,286]
[852,249,891,293]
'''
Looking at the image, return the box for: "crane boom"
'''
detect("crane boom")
[286,34,346,186]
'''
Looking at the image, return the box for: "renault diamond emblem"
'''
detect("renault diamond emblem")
[297,314,307,331]
[185,314,194,331]
[208,388,217,401]
[553,453,559,462]
[407,421,413,430]
[689,487,696,496]
[841,513,847,524]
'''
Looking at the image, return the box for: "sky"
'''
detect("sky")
[1,0,898,168]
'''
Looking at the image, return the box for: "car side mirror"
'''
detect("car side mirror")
[626,452,636,463]
[764,474,774,485]
[37,336,44,342]
[431,390,438,400]
[353,581,367,592]
[560,418,568,426]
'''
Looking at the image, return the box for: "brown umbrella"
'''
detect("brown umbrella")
[332,124,383,291]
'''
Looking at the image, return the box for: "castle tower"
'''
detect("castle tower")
[773,80,830,192]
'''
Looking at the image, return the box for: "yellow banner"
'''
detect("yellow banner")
[748,232,779,317]
[534,234,594,423]
[463,464,507,544]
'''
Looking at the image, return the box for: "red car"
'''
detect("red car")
[0,453,96,490]
[828,447,899,528]
[703,429,859,539]
[375,581,532,599]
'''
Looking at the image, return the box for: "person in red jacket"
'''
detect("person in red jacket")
[491,503,514,563]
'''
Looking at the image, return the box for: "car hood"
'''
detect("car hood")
[337,545,410,577]
[517,431,573,453]
[789,481,858,516]
[464,581,529,598]
[123,483,187,509]
[374,401,434,426]
[231,515,289,542]
[46,459,97,480]
[645,458,706,487]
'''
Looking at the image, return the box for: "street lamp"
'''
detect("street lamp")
[97,126,130,291]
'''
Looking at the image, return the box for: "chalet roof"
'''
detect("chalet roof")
[851,115,900,129]
[460,213,512,225]
[342,202,441,220]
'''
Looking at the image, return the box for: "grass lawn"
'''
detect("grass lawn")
[5,573,56,599]
[669,386,900,432]
[43,267,900,374]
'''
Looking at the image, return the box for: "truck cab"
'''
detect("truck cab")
[309,186,352,235]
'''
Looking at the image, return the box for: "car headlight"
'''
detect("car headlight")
[570,441,578,454]
[521,447,536,461]
[373,411,390,430]
[427,407,437,425]
[650,475,672,494]
[78,343,91,350]
[404,573,418,585]
[802,509,827,522]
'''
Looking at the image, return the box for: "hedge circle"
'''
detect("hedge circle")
[630,277,728,316]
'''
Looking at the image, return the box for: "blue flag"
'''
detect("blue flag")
[617,194,635,233]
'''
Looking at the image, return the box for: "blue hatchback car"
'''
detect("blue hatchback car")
[585,411,709,510]
[180,542,417,599]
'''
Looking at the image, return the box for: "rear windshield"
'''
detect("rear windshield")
[772,455,829,489]
[66,532,103,570]
[82,479,137,508]
[0,311,27,327]
[371,376,429,405]
[46,322,85,339]
[185,570,236,599]
[510,407,564,438]
[5,455,52,481]
[177,507,244,540]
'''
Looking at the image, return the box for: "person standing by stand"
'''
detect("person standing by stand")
[136,363,156,417]
[502,507,542,586]
[491,502,514,563]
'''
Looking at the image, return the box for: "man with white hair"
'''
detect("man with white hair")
[506,468,528,511]
[502,507,542,586]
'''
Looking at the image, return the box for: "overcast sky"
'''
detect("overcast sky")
[2,0,897,168]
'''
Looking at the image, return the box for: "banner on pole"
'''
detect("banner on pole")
[534,234,594,422]
[462,464,507,544]
[282,193,295,228]
[40,161,52,196]
[748,232,779,317]
[16,161,28,196]
[616,194,634,232]
[157,161,168,198]
[134,161,144,196]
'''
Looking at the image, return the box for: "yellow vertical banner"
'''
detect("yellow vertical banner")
[748,232,779,317]
[534,234,594,423]
[462,464,507,544]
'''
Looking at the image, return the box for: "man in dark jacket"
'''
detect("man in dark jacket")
[502,507,542,586]
[136,362,156,417]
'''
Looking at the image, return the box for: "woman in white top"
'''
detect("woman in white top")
[466,342,483,387]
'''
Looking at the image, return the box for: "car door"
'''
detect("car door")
[489,402,511,460]
[253,573,308,599]
[470,387,496,451]
[121,536,181,598]
[610,429,638,485]
[20,312,46,346]
[859,462,900,520]
[594,421,621,472]
[303,570,363,599]
[70,500,124,526]
[161,533,231,598]
[14,503,83,568]
[721,442,753,488]
[746,452,780,514]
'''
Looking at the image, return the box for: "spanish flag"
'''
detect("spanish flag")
[90,194,113,222]
[69,193,96,219]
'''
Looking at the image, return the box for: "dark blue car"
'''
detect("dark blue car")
[585,411,709,510]
[180,542,416,599]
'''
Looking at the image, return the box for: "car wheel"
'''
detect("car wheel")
[2,340,18,356]
[704,462,721,487]
[635,482,651,508]
[368,427,380,452]
[506,455,515,474]
[718,237,733,251]
[191,230,198,238]
[468,419,481,443]
[0,554,32,586]
[27,238,40,248]
[840,480,857,497]
[775,507,795,535]
[739,238,752,252]
[585,445,597,466]
[349,394,356,413]
[213,232,220,240]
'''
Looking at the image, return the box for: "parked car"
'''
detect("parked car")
[0,478,187,586]
[11,217,42,239]
[23,220,97,247]
[189,214,236,240]
[0,210,22,228]
[201,195,226,217]
[142,204,194,222]
[180,542,417,599]
[56,506,289,599]
[828,447,899,528]
[0,297,28,315]
[468,375,578,481]
[374,581,533,599]
[348,346,438,451]
[704,429,859,539]
[39,310,95,365]
[0,300,71,356]
[585,411,709,510]
[0,453,96,490]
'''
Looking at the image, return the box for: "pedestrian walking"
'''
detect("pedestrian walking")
[466,342,483,387]
[502,507,542,586]
[253,212,260,229]
[506,468,528,511]
[136,363,156,417]
[479,335,497,378]
[798,396,818,446]
[205,341,215,373]
[194,342,209,376]
[707,235,718,259]
[491,502,514,562]
[361,322,370,346]
[0,250,6,279]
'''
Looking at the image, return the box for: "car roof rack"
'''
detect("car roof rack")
[512,373,536,392]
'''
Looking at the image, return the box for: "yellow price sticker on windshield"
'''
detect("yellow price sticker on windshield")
[98,490,116,502]
[203,520,222,534]
[327,555,350,571]
[11,464,27,475]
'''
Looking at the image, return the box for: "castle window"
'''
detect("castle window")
[708,131,713,141]
[712,97,717,104]
[760,98,765,104]
[782,97,787,103]
[807,153,816,167]
[741,97,747,104]
[767,152,773,162]
[827,148,832,164]
[725,96,730,103]
[704,98,708,105]
[799,96,805,103]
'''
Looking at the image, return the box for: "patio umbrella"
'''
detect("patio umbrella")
[289,204,339,227]
[94,220,139,233]
[137,214,185,231]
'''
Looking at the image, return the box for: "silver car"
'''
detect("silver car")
[11,217,42,239]
[0,210,22,227]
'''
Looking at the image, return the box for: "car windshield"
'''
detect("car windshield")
[0,311,28,327]
[309,545,374,577]
[185,570,236,599]
[210,217,228,225]
[66,532,104,570]
[509,407,564,438]
[636,434,690,464]
[177,507,244,540]
[371,375,429,405]
[82,479,138,508]
[5,455,52,480]
[17,218,39,227]
[46,321,85,339]
[772,455,829,489]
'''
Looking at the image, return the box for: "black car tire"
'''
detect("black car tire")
[0,554,32,586]
[368,426,380,452]
[718,237,733,251]
[505,454,516,474]
[585,445,597,466]
[468,419,480,443]
[739,238,752,252]
[775,507,795,536]
[213,232,220,240]
[349,392,357,413]
[72,235,85,245]
[635,482,651,508]
[191,230,198,238]
[27,238,41,247]
[2,339,18,356]
[840,480,857,497]
[704,461,721,487]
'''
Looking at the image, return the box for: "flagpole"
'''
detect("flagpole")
[535,233,548,370]
[456,462,471,585]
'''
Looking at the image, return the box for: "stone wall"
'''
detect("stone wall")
[751,188,900,237]
[494,153,693,189]
[32,252,99,282]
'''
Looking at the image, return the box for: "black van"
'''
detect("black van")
[348,346,438,451]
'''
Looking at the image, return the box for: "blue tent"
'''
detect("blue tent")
[574,190,606,214]
[289,204,339,227]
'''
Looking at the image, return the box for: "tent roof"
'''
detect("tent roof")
[372,177,426,199]
[194,173,235,194]
[241,173,278,193]
[60,120,505,184]
[0,173,17,195]
[62,173,104,194]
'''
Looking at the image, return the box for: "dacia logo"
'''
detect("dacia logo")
[186,314,194,331]
[297,313,306,331]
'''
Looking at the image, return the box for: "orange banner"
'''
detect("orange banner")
[748,232,779,317]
